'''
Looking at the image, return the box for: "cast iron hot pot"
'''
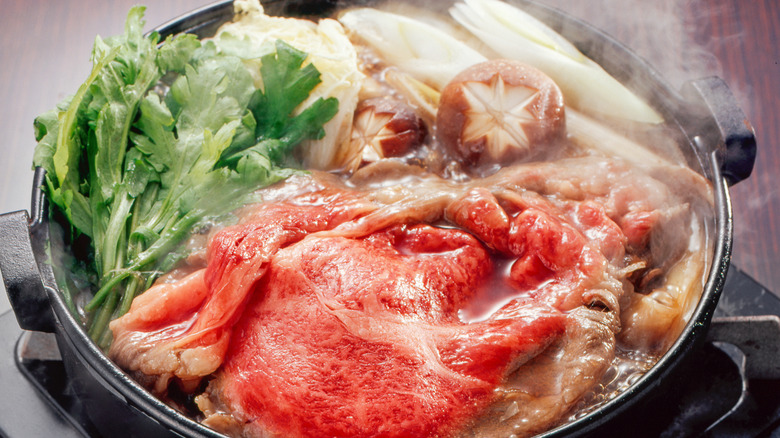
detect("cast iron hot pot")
[0,0,757,437]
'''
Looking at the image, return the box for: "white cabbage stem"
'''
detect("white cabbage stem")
[219,0,365,170]
[339,8,486,90]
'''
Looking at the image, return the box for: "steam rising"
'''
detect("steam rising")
[538,0,730,91]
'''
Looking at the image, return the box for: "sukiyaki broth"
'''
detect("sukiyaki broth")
[36,0,715,437]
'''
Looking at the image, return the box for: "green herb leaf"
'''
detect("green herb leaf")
[33,8,339,349]
[218,40,339,167]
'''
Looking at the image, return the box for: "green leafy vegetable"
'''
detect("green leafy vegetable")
[33,7,338,349]
[218,40,338,166]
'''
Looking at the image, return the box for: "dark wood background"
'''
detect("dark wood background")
[1,0,778,317]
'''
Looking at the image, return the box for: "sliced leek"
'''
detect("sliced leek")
[450,0,663,123]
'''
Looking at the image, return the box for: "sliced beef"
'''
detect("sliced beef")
[109,188,376,392]
[109,157,707,437]
[464,307,618,437]
[198,224,565,438]
[445,187,615,313]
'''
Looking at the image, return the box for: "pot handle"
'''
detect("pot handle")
[707,315,780,380]
[680,76,757,186]
[0,209,56,333]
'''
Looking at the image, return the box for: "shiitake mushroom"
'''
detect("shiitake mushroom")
[350,97,427,164]
[436,59,566,167]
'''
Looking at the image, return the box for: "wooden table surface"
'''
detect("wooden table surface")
[1,0,778,319]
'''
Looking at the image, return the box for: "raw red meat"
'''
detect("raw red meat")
[200,224,565,438]
[109,188,376,391]
[110,157,693,437]
[446,188,612,312]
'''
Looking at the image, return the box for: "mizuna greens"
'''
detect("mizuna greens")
[33,6,338,348]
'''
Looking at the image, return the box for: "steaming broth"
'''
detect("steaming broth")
[84,0,714,436]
